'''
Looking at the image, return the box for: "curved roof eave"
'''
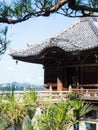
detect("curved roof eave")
[10,17,98,58]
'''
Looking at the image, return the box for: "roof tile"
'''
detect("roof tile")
[10,17,98,57]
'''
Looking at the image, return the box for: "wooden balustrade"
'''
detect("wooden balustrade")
[78,84,98,90]
[38,89,98,103]
[0,88,98,103]
[37,91,69,102]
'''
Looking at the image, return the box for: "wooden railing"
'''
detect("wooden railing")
[37,89,98,102]
[0,89,98,103]
[37,91,69,102]
[79,84,98,88]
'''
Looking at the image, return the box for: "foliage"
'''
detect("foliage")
[68,92,93,130]
[22,115,33,130]
[0,89,93,130]
[36,92,92,130]
[0,88,38,130]
[0,0,98,55]
[0,25,10,56]
[67,91,82,100]
[0,0,98,23]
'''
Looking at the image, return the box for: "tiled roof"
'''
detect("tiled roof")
[10,17,98,57]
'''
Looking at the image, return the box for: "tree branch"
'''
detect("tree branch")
[0,0,98,24]
[50,0,68,13]
[68,0,98,14]
[0,10,44,24]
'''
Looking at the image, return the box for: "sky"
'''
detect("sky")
[0,14,78,85]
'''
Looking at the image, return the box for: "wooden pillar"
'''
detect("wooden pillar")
[57,77,63,91]
[63,67,67,90]
[80,66,84,84]
[96,65,98,84]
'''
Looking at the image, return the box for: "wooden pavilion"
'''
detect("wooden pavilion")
[10,17,98,91]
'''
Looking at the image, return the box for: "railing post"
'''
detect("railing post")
[68,84,72,92]
[49,85,52,91]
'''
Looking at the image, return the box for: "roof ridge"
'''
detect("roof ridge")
[10,17,98,59]
[80,17,98,36]
[51,17,98,38]
[53,19,80,38]
[80,17,97,22]
[88,18,98,36]
[25,19,79,49]
[26,19,80,48]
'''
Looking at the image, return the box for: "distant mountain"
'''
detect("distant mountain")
[0,82,30,87]
[0,82,44,91]
[0,81,41,87]
[10,81,32,87]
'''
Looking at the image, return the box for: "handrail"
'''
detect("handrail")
[38,89,98,102]
[79,84,98,87]
[0,89,98,102]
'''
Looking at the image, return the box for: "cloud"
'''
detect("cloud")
[8,67,14,71]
